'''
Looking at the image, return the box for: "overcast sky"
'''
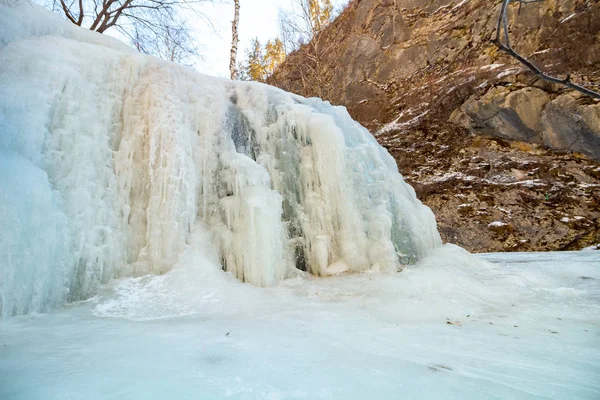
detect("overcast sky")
[192,0,348,77]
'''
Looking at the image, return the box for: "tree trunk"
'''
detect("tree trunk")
[230,0,240,80]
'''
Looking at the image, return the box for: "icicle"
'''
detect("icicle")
[0,3,441,316]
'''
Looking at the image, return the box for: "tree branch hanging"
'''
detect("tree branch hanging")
[491,0,600,100]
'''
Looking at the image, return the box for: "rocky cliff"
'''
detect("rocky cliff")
[269,0,600,252]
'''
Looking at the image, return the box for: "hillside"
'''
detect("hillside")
[269,0,600,252]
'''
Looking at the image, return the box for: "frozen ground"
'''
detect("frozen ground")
[1,243,598,400]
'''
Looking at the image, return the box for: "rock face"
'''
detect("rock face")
[540,94,600,158]
[269,0,600,252]
[269,0,599,132]
[450,87,550,143]
[452,89,600,159]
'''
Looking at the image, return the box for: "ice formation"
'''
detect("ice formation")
[0,4,440,316]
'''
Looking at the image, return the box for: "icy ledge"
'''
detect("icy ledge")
[0,4,440,316]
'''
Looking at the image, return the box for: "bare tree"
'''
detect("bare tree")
[48,0,213,64]
[276,0,334,96]
[492,0,600,99]
[129,12,199,65]
[229,0,240,79]
[277,0,332,53]
[278,8,297,54]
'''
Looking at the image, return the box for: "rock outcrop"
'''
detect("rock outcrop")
[270,0,599,131]
[452,89,600,159]
[269,0,600,252]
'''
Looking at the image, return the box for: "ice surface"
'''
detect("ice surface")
[0,4,440,315]
[0,247,598,399]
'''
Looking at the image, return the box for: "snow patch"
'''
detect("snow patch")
[488,221,507,228]
[475,80,489,89]
[451,0,469,11]
[480,63,505,71]
[497,68,521,79]
[377,110,429,134]
[561,13,577,23]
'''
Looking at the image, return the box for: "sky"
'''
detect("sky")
[37,0,348,78]
[191,0,349,77]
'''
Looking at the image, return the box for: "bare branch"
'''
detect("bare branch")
[492,0,600,99]
[59,0,78,24]
[49,0,211,66]
[98,0,134,32]
[77,0,84,25]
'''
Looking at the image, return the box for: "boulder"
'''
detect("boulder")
[540,93,600,159]
[453,86,549,143]
[453,87,600,160]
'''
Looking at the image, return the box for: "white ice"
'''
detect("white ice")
[0,237,598,399]
[0,4,439,316]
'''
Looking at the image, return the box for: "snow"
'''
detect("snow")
[488,221,508,227]
[475,80,489,89]
[424,171,550,189]
[497,68,521,79]
[430,171,477,183]
[451,0,469,11]
[1,247,599,399]
[377,110,429,135]
[505,179,546,187]
[561,13,577,23]
[530,48,554,56]
[480,63,505,71]
[432,4,452,14]
[495,206,512,216]
[578,182,600,189]
[430,0,469,15]
[0,3,441,316]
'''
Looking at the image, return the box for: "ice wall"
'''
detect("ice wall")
[0,4,441,316]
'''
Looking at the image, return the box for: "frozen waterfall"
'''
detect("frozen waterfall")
[0,4,441,316]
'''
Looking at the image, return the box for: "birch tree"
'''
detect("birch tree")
[230,0,240,79]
